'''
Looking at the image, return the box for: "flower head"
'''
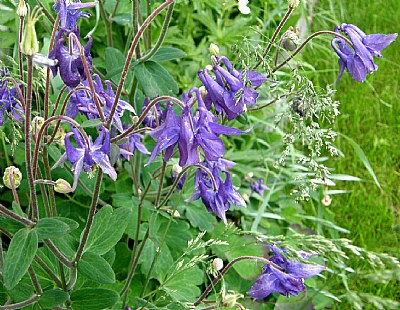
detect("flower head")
[249,179,270,196]
[332,23,397,82]
[0,70,24,125]
[248,246,325,299]
[53,0,97,31]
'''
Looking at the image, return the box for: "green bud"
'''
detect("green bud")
[21,6,42,56]
[3,166,22,189]
[54,179,73,194]
[17,0,28,17]
[208,43,220,56]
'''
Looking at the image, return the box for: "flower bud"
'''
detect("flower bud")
[54,179,73,193]
[288,0,300,8]
[17,0,28,17]
[31,116,45,136]
[131,115,140,125]
[321,194,331,206]
[199,86,207,100]
[205,64,213,71]
[173,210,180,218]
[172,163,182,174]
[246,172,254,178]
[22,6,42,56]
[54,127,66,147]
[238,0,251,15]
[282,26,300,51]
[223,294,237,307]
[208,43,220,56]
[213,258,224,271]
[3,166,22,189]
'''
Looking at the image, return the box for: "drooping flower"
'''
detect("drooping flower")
[0,70,24,125]
[198,56,268,120]
[331,23,397,82]
[119,130,149,160]
[140,97,165,129]
[53,126,116,190]
[248,246,325,299]
[49,30,93,88]
[249,179,270,196]
[53,0,97,30]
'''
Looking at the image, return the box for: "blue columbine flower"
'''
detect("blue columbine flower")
[0,70,24,125]
[141,97,165,129]
[49,29,93,88]
[249,179,270,196]
[53,0,97,31]
[248,246,325,299]
[198,56,268,120]
[119,129,150,160]
[331,23,397,82]
[53,126,116,190]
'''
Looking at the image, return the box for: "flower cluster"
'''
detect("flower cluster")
[331,23,397,82]
[248,246,326,299]
[0,70,24,126]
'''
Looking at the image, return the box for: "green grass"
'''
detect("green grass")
[305,0,400,304]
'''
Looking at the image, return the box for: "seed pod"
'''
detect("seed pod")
[3,166,22,189]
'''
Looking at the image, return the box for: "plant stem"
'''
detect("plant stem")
[28,266,42,294]
[44,239,74,268]
[36,168,51,217]
[34,255,63,287]
[37,0,55,24]
[132,0,141,58]
[154,161,166,208]
[99,0,113,47]
[74,170,103,263]
[107,0,175,129]
[146,0,152,49]
[0,295,39,310]
[129,156,140,198]
[18,16,24,87]
[193,256,278,306]
[253,7,294,70]
[272,30,354,73]
[42,147,57,216]
[9,173,20,207]
[139,1,175,62]
[0,203,35,227]
[25,56,39,221]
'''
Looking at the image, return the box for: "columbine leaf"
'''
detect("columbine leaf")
[78,251,116,284]
[36,218,71,240]
[70,288,119,310]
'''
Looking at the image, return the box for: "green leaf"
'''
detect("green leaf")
[80,118,103,128]
[38,289,69,309]
[3,228,38,289]
[84,205,132,255]
[36,218,71,240]
[151,47,187,62]
[139,239,174,281]
[78,252,116,284]
[134,61,179,98]
[70,288,118,310]
[162,266,203,301]
[184,204,217,231]
[104,47,133,87]
[339,133,381,189]
[56,217,80,231]
[0,213,24,235]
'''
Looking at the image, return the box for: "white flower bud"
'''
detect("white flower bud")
[31,116,45,136]
[199,86,207,99]
[3,166,23,189]
[321,195,332,206]
[208,43,220,56]
[246,172,254,178]
[288,0,300,8]
[54,179,73,193]
[17,0,28,17]
[238,0,251,15]
[213,258,224,271]
[172,163,182,174]
[205,65,213,71]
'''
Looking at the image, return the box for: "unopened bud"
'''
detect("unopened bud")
[213,258,224,271]
[205,64,213,71]
[173,210,180,218]
[17,0,28,17]
[22,6,42,56]
[199,86,207,99]
[322,195,331,206]
[288,0,300,8]
[131,115,140,125]
[223,294,238,307]
[172,163,182,174]
[54,127,66,147]
[31,116,45,136]
[54,179,73,193]
[208,43,220,56]
[242,193,250,203]
[246,172,254,178]
[3,166,22,189]
[282,26,300,51]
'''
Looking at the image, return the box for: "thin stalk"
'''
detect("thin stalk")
[9,173,20,207]
[129,156,140,198]
[4,77,25,110]
[59,263,67,291]
[253,6,294,70]
[112,95,184,143]
[44,239,74,267]
[0,234,3,269]
[0,295,39,310]
[139,1,175,62]
[99,0,113,47]
[18,16,25,86]
[128,76,138,108]
[110,0,121,19]
[37,0,55,24]
[34,255,63,287]
[42,147,57,216]
[28,266,42,294]
[74,170,103,263]
[66,266,77,290]
[272,30,354,73]
[193,256,280,306]
[25,56,39,221]
[154,161,166,208]
[0,203,35,227]
[132,0,141,58]
[146,0,152,49]
[36,168,51,217]
[107,0,175,129]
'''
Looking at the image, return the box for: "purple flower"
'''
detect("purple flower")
[170,170,187,190]
[50,30,93,88]
[53,126,116,190]
[0,70,24,125]
[198,56,267,120]
[141,97,165,128]
[249,179,270,196]
[248,246,325,299]
[53,0,97,30]
[119,131,150,160]
[187,160,246,223]
[332,23,397,82]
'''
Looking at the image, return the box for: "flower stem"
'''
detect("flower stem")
[25,56,39,221]
[0,203,35,227]
[155,161,167,208]
[193,256,278,306]
[18,16,25,87]
[28,266,42,294]
[107,0,175,129]
[0,295,39,310]
[44,239,74,268]
[99,0,113,47]
[34,255,63,288]
[9,173,20,207]
[272,30,354,73]
[253,7,294,70]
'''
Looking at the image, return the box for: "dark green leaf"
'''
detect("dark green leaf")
[151,47,187,62]
[36,218,71,240]
[134,61,179,98]
[3,228,38,289]
[78,252,116,284]
[84,206,132,255]
[56,217,80,231]
[104,47,133,87]
[80,119,103,128]
[70,288,119,310]
[0,213,24,235]
[184,204,217,231]
[162,266,203,301]
[139,239,174,281]
[38,289,69,308]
